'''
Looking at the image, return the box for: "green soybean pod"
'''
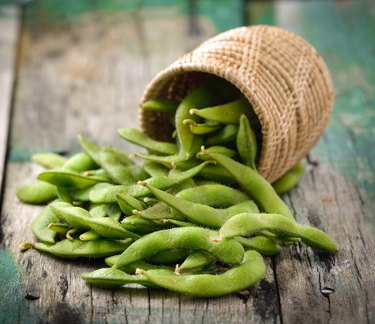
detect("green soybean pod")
[161,219,197,227]
[47,223,71,235]
[219,213,338,253]
[201,152,294,220]
[236,236,281,256]
[190,97,250,124]
[104,204,122,221]
[81,267,166,288]
[17,181,57,205]
[31,205,59,243]
[272,162,305,194]
[87,161,214,203]
[118,128,178,155]
[196,145,237,160]
[206,124,239,146]
[134,152,185,169]
[50,202,140,240]
[175,87,217,159]
[78,135,134,167]
[139,250,265,297]
[79,230,102,241]
[56,187,73,204]
[98,148,136,185]
[175,159,235,183]
[89,205,107,218]
[146,249,191,265]
[31,152,66,169]
[104,255,173,273]
[38,170,106,189]
[177,251,216,273]
[236,114,258,170]
[176,184,248,208]
[133,202,177,220]
[141,183,258,228]
[33,239,132,258]
[116,193,146,215]
[143,162,169,177]
[121,216,163,235]
[141,99,179,113]
[82,168,110,180]
[182,119,221,135]
[113,227,245,269]
[63,152,98,172]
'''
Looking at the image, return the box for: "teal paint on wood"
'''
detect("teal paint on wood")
[197,0,244,32]
[24,0,243,31]
[286,1,375,197]
[0,250,44,324]
[247,1,275,25]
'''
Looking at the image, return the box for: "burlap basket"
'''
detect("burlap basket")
[140,25,334,183]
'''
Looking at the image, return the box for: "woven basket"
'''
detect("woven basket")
[139,25,334,182]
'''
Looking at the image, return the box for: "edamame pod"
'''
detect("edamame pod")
[50,202,140,239]
[139,250,265,297]
[272,162,305,194]
[113,227,245,269]
[175,87,217,159]
[116,193,146,215]
[17,181,57,205]
[121,216,163,234]
[190,97,250,124]
[201,151,294,219]
[31,205,59,243]
[31,153,66,169]
[220,213,338,253]
[141,183,258,228]
[88,161,214,203]
[182,119,221,135]
[38,170,106,189]
[141,99,179,113]
[236,114,257,170]
[206,124,238,146]
[235,236,281,256]
[177,251,216,273]
[176,184,248,208]
[34,239,132,258]
[118,128,178,155]
[142,162,169,177]
[63,152,98,172]
[81,267,164,288]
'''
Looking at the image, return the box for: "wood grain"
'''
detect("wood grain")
[1,0,375,323]
[0,5,19,193]
[10,5,218,160]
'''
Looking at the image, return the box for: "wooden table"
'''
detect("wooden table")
[1,1,374,323]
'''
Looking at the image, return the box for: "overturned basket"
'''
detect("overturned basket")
[140,25,334,183]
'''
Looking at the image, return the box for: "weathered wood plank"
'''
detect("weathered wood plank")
[246,0,375,322]
[2,165,279,322]
[2,2,280,323]
[0,5,19,193]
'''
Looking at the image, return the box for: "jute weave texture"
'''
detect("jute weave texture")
[140,25,334,182]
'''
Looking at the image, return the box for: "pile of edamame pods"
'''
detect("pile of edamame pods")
[18,79,338,297]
